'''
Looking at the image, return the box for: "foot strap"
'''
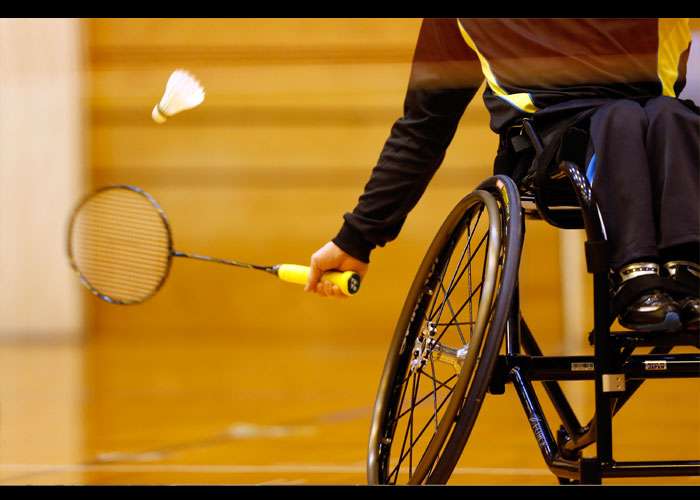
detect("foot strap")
[664,261,700,298]
[610,267,667,318]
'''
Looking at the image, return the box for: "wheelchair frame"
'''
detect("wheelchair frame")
[491,162,700,484]
[507,119,700,483]
[367,118,700,485]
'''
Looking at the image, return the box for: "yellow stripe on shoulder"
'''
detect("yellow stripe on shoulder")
[658,18,691,98]
[457,20,540,114]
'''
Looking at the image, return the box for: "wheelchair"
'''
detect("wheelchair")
[366,118,700,485]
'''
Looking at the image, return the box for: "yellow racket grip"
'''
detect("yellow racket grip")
[274,264,360,296]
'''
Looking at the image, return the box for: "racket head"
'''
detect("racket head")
[67,184,174,305]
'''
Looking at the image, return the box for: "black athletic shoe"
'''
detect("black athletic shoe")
[677,297,700,329]
[665,261,700,329]
[617,289,681,331]
[612,262,681,332]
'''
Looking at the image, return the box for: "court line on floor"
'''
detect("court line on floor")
[0,463,551,476]
[86,422,318,465]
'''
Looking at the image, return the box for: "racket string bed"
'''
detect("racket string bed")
[69,186,173,304]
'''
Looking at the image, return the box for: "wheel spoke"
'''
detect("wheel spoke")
[389,369,459,481]
[393,371,457,421]
[429,230,489,347]
[433,281,483,346]
[429,206,486,325]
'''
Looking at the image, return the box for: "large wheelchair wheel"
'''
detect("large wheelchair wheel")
[367,176,522,485]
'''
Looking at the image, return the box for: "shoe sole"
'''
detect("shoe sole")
[626,311,682,332]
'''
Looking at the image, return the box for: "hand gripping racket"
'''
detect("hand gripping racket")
[67,185,360,305]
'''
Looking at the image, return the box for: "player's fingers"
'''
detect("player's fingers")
[331,285,348,299]
[323,279,334,297]
[312,280,348,299]
[324,281,348,299]
[314,280,329,297]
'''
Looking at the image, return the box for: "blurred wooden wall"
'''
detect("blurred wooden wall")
[85,18,568,349]
[0,19,85,341]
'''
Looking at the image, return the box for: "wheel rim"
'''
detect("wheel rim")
[368,190,503,484]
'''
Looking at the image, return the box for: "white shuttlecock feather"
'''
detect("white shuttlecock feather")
[152,69,205,124]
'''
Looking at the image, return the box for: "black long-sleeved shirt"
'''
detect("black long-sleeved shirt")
[333,18,693,262]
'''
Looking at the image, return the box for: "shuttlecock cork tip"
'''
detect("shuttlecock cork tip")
[152,104,168,124]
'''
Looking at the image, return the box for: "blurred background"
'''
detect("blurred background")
[0,18,698,485]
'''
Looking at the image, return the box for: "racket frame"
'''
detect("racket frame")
[67,184,176,305]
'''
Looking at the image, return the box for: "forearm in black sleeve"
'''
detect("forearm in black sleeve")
[333,85,476,262]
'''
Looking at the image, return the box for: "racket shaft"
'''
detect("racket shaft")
[173,252,359,295]
[172,250,270,271]
[276,264,360,296]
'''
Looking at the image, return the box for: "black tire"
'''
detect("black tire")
[367,176,523,485]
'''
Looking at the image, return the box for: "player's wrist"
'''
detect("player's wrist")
[332,224,373,264]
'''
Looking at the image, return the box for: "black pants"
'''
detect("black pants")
[585,96,700,270]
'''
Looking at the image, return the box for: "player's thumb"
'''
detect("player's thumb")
[304,260,323,292]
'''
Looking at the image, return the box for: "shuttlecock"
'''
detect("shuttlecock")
[152,69,205,124]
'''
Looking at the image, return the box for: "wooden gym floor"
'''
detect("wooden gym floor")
[1,321,698,485]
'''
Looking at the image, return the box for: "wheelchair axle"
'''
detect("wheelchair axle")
[411,321,469,375]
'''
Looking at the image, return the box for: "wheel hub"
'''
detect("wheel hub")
[410,321,469,375]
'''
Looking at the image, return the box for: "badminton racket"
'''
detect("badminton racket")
[67,184,360,305]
